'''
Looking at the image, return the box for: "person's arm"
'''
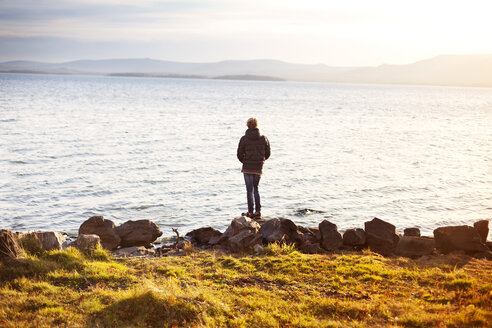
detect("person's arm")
[237,137,245,163]
[264,137,270,160]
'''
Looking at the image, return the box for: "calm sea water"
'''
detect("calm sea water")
[1,73,491,238]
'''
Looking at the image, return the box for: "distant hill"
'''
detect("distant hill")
[1,54,491,87]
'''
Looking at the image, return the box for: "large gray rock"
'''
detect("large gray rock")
[260,218,300,244]
[297,226,321,254]
[211,216,261,245]
[71,234,101,253]
[395,236,435,258]
[319,220,342,250]
[116,220,162,247]
[343,228,366,246]
[433,225,488,254]
[20,231,65,253]
[186,227,222,246]
[79,216,121,250]
[364,217,399,256]
[473,220,489,243]
[227,230,263,253]
[0,229,22,261]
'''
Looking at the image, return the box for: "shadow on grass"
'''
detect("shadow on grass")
[89,290,202,328]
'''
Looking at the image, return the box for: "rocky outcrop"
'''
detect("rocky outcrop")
[79,216,121,250]
[20,231,65,253]
[211,216,262,252]
[434,225,488,254]
[473,220,489,243]
[364,218,399,256]
[71,234,101,253]
[297,226,321,254]
[403,228,421,237]
[395,236,435,258]
[227,230,263,253]
[116,220,162,247]
[186,227,222,246]
[342,228,366,247]
[260,218,299,244]
[0,229,22,261]
[319,220,342,250]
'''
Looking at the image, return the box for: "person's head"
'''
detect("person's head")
[246,117,258,129]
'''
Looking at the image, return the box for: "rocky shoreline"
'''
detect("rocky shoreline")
[1,215,491,261]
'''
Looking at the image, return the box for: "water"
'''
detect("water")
[1,73,491,238]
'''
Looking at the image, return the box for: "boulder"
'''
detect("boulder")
[433,225,488,254]
[20,231,65,253]
[227,230,263,253]
[211,216,261,245]
[296,226,321,251]
[364,217,399,256]
[71,234,101,253]
[487,241,492,251]
[0,229,22,261]
[299,242,321,254]
[473,220,489,243]
[260,218,300,244]
[79,216,121,250]
[116,220,163,247]
[319,220,342,250]
[403,228,421,237]
[185,227,222,246]
[343,228,366,246]
[395,236,435,258]
[112,246,155,258]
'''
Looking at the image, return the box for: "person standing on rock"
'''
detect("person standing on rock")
[237,117,270,218]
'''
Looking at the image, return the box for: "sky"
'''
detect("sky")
[1,0,492,66]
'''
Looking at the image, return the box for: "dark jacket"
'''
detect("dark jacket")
[237,128,270,173]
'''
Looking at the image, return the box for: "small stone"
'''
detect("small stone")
[112,246,155,258]
[71,234,101,253]
[253,244,264,255]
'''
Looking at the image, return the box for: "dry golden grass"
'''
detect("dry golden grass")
[0,244,490,327]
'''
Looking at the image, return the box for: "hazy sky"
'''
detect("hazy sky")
[1,0,491,65]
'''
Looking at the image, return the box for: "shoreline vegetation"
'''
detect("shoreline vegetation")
[0,243,491,327]
[1,216,491,327]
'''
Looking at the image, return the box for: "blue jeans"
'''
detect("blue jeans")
[244,173,261,213]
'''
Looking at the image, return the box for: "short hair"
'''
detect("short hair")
[247,117,258,129]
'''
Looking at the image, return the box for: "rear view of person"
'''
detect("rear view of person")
[237,117,270,218]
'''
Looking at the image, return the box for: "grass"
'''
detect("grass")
[0,244,490,327]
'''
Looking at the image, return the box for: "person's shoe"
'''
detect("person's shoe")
[241,212,254,218]
[253,212,261,218]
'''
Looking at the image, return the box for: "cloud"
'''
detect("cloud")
[1,0,491,65]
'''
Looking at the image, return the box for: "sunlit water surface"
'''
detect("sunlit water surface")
[1,73,491,238]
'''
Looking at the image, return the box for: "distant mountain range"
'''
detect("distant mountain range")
[1,54,491,87]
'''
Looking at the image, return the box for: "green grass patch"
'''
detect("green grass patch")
[0,248,491,327]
